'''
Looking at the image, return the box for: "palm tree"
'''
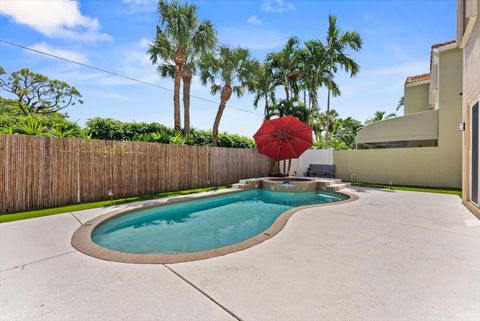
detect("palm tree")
[267,99,310,122]
[365,111,396,125]
[200,46,259,146]
[396,96,404,112]
[319,109,339,134]
[323,15,362,147]
[148,0,216,133]
[252,64,277,119]
[266,37,301,103]
[332,117,363,148]
[302,40,340,111]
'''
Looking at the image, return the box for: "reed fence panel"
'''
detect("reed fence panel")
[0,135,272,214]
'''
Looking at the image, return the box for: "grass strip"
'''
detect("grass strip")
[350,182,461,196]
[0,185,231,223]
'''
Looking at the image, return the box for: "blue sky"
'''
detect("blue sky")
[0,0,456,136]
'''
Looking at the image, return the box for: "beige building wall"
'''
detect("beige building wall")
[463,17,480,103]
[334,47,463,188]
[460,0,480,216]
[404,83,430,115]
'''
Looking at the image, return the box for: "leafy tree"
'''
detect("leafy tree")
[332,117,363,148]
[319,109,339,134]
[252,64,277,118]
[365,111,396,125]
[266,37,302,103]
[302,40,340,111]
[200,46,258,146]
[148,0,216,133]
[0,67,83,116]
[267,99,310,122]
[323,15,362,146]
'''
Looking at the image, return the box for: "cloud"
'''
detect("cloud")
[29,42,88,63]
[122,0,152,4]
[261,0,295,13]
[0,0,112,42]
[247,16,262,26]
[120,0,155,14]
[219,27,287,50]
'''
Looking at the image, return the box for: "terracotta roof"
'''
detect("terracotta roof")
[405,73,431,84]
[431,40,456,50]
[405,40,456,85]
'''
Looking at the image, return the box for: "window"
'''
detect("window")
[471,101,479,205]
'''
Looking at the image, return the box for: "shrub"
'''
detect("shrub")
[84,118,255,148]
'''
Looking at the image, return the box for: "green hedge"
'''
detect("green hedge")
[0,105,255,148]
[85,117,255,148]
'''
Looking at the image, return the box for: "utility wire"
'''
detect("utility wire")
[0,39,264,117]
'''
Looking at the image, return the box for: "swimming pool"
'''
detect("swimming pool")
[90,189,349,256]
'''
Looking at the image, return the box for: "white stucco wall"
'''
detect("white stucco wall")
[288,149,333,176]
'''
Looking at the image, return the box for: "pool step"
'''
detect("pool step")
[325,182,351,192]
[233,179,261,190]
[315,178,342,186]
[316,179,351,192]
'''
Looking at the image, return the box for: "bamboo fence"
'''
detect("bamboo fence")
[0,135,272,214]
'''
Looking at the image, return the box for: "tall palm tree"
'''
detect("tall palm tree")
[266,37,301,103]
[364,111,396,125]
[148,0,216,133]
[302,40,340,111]
[200,46,258,146]
[251,64,277,118]
[323,15,362,147]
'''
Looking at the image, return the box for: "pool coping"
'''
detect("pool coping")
[71,188,359,264]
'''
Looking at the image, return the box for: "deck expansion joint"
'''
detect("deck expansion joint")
[0,250,77,273]
[70,212,83,225]
[163,264,242,321]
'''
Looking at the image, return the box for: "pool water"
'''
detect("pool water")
[92,189,348,254]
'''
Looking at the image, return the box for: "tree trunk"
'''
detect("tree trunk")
[265,94,269,119]
[325,54,334,148]
[287,159,292,175]
[284,75,290,102]
[211,85,232,146]
[181,67,192,135]
[173,50,185,131]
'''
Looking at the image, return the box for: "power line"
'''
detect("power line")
[0,39,264,117]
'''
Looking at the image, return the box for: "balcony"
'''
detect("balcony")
[355,109,439,148]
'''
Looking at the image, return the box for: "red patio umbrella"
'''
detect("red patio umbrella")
[253,115,313,161]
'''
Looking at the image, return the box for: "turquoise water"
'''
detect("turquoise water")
[92,189,348,254]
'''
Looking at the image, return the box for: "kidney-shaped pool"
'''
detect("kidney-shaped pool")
[72,189,356,263]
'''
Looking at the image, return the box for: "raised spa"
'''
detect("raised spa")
[260,177,318,193]
[91,189,349,255]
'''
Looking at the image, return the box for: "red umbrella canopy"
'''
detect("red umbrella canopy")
[253,115,313,161]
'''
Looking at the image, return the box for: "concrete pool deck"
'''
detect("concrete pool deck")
[1,187,480,320]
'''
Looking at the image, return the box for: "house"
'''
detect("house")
[356,41,460,150]
[458,0,480,217]
[333,41,463,188]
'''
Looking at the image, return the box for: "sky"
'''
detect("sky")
[0,0,457,137]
